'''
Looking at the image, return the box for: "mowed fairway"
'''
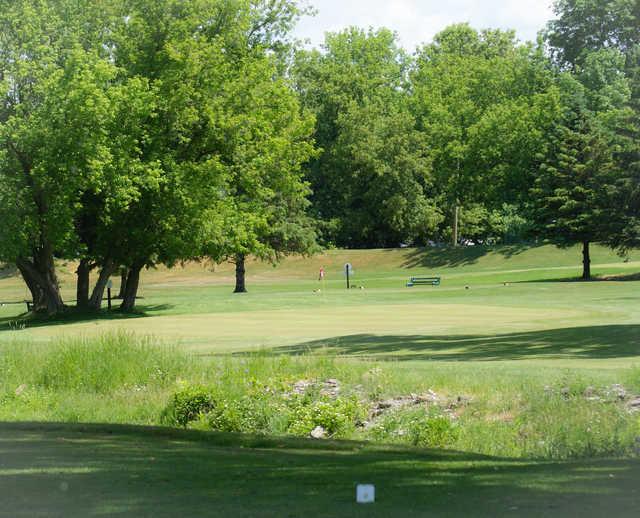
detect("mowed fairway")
[0,245,638,367]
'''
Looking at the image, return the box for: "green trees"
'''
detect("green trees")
[411,25,559,245]
[294,28,440,248]
[543,0,640,260]
[0,0,637,312]
[531,108,619,279]
[546,0,639,68]
[0,1,138,313]
[0,0,318,313]
[201,52,317,293]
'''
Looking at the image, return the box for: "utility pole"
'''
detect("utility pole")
[452,203,459,247]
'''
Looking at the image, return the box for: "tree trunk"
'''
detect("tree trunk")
[234,254,247,293]
[76,259,91,310]
[452,204,460,247]
[121,263,143,312]
[16,253,65,315]
[582,241,592,280]
[88,260,116,310]
[117,268,128,299]
[16,261,45,310]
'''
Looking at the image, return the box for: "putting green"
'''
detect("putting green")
[6,302,585,349]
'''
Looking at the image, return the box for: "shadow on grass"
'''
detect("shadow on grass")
[272,325,640,361]
[0,264,17,279]
[0,421,638,517]
[400,243,541,269]
[516,272,640,284]
[0,304,175,332]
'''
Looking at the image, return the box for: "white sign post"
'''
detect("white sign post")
[356,484,375,504]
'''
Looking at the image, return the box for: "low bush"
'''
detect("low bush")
[369,408,459,448]
[160,386,215,427]
[286,395,367,438]
[160,385,367,439]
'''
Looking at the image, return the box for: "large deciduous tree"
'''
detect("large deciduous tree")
[0,0,139,313]
[294,28,440,248]
[411,24,559,245]
[546,0,639,69]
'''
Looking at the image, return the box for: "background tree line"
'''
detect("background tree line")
[0,0,638,315]
[295,0,639,280]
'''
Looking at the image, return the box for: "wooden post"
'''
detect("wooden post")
[452,204,459,247]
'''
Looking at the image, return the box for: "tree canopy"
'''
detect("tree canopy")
[0,0,638,314]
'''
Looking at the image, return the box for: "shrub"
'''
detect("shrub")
[161,386,215,427]
[204,394,275,434]
[286,396,366,438]
[369,408,459,448]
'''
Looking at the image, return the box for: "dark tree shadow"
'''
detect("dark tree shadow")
[0,421,638,518]
[0,304,175,331]
[0,264,17,279]
[517,272,640,283]
[271,325,640,361]
[600,272,640,282]
[400,243,541,269]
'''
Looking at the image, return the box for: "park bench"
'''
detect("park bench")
[406,276,441,287]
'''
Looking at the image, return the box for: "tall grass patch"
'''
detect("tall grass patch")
[0,332,189,393]
[1,336,638,459]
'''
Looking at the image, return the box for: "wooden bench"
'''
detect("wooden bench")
[406,276,441,287]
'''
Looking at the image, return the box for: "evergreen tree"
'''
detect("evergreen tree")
[531,112,619,279]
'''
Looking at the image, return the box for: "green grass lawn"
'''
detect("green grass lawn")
[0,244,639,516]
[1,422,639,517]
[0,244,639,364]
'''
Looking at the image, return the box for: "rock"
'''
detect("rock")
[584,386,596,398]
[610,384,627,400]
[560,387,571,397]
[289,379,343,398]
[292,380,313,395]
[320,379,341,398]
[14,384,27,396]
[447,396,471,410]
[370,391,442,418]
[628,397,640,412]
[310,426,327,439]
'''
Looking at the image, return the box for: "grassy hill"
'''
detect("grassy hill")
[0,244,638,360]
